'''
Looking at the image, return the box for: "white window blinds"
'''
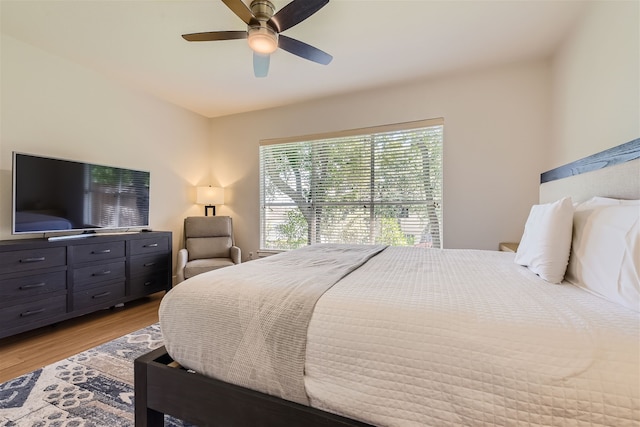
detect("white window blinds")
[260,119,443,250]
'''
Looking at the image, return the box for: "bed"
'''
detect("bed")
[135,138,639,427]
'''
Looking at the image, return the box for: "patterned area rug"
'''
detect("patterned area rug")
[0,323,189,426]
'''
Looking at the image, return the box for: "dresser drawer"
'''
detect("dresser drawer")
[73,281,125,311]
[129,271,169,296]
[130,253,169,277]
[73,261,126,288]
[0,270,67,302]
[0,295,67,326]
[130,236,169,255]
[0,247,66,275]
[71,241,125,264]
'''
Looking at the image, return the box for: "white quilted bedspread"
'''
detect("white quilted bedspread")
[305,247,640,426]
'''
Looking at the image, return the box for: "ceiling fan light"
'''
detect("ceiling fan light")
[247,25,278,54]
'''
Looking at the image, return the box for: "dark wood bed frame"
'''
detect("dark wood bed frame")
[134,138,639,427]
[135,346,374,426]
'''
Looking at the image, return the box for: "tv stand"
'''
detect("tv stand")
[0,231,172,339]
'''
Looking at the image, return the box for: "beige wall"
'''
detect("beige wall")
[0,35,212,263]
[550,0,639,167]
[211,61,552,254]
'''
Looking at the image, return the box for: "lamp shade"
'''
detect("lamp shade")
[196,186,224,205]
[247,25,278,54]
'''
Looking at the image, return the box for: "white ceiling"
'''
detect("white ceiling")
[1,0,586,118]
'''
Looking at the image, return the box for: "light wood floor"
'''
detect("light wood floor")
[0,292,164,384]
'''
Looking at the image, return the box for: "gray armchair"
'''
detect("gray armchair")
[176,216,241,283]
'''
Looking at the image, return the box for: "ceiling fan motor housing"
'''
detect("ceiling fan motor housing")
[247,0,278,54]
[250,0,275,21]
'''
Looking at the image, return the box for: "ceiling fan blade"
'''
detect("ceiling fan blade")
[222,0,255,25]
[254,53,270,78]
[268,0,329,33]
[278,35,332,65]
[182,31,247,42]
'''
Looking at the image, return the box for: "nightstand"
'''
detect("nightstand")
[499,242,519,252]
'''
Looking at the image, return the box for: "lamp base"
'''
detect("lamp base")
[204,205,216,216]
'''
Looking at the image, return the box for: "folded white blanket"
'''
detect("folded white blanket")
[159,243,386,405]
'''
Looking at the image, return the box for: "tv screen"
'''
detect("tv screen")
[12,153,150,235]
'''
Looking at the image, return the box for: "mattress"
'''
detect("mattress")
[161,246,640,427]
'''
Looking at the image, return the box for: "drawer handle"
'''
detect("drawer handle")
[92,270,112,277]
[144,281,155,287]
[21,308,45,317]
[20,257,46,263]
[92,249,111,254]
[92,291,112,299]
[143,262,156,267]
[20,282,46,290]
[144,243,159,248]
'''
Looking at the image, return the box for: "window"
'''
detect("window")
[260,119,443,250]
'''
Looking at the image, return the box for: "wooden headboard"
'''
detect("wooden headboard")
[539,138,640,203]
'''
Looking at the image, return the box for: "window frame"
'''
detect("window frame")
[259,118,444,251]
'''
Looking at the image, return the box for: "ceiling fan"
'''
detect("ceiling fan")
[182,0,333,77]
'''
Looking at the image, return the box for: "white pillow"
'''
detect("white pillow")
[514,197,573,283]
[575,196,640,208]
[566,202,640,312]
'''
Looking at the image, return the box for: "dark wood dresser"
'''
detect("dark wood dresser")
[0,231,172,339]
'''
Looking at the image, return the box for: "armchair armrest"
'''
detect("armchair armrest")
[176,248,188,283]
[230,246,241,264]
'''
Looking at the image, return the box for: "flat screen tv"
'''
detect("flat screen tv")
[12,152,150,235]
